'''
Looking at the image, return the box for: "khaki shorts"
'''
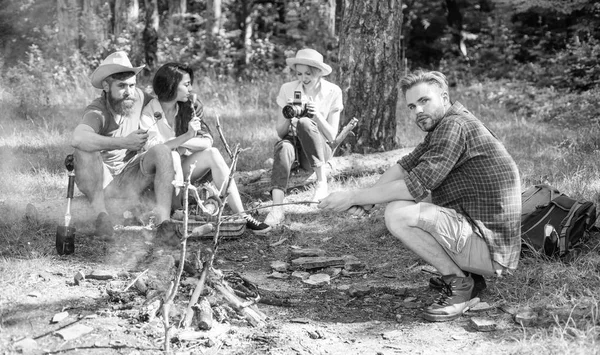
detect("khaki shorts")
[416,203,495,276]
[103,153,153,197]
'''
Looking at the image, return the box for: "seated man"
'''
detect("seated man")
[71,51,175,236]
[318,70,521,322]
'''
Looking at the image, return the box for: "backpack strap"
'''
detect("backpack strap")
[557,200,584,255]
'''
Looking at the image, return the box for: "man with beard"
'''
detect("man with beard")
[318,70,521,322]
[71,51,175,237]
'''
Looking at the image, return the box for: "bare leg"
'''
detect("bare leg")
[384,200,465,277]
[141,144,175,223]
[73,149,107,215]
[182,148,245,214]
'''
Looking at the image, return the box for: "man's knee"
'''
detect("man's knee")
[384,200,420,232]
[146,144,174,170]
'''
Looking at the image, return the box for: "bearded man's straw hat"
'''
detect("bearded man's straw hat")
[286,48,332,76]
[90,51,145,89]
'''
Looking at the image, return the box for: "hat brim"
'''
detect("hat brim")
[90,64,145,89]
[286,58,332,76]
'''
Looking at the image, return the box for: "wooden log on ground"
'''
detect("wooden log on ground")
[236,147,413,196]
[211,278,267,327]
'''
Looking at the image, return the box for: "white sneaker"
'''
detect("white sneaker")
[311,181,328,202]
[264,207,285,226]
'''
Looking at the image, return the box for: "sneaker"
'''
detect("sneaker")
[429,272,487,298]
[95,212,114,236]
[422,274,477,322]
[264,207,285,226]
[244,215,271,235]
[311,181,329,202]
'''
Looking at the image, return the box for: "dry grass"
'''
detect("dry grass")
[1,76,600,353]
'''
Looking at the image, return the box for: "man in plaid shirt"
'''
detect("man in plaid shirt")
[319,70,521,322]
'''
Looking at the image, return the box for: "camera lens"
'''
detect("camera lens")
[282,104,301,119]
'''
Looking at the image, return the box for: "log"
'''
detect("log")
[193,297,213,330]
[211,279,267,327]
[291,256,346,270]
[236,147,413,196]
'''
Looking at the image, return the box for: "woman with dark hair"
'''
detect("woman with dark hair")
[140,62,270,233]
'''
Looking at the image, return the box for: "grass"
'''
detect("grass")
[1,73,600,353]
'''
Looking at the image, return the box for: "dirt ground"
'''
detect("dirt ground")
[0,196,546,355]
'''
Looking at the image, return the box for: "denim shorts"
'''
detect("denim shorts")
[416,203,495,276]
[103,153,153,197]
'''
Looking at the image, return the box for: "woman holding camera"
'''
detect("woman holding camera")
[140,62,271,234]
[264,49,344,226]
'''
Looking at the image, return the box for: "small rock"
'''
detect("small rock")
[395,314,402,322]
[87,270,116,280]
[267,271,289,280]
[13,337,38,352]
[469,317,497,332]
[499,304,517,315]
[84,314,98,319]
[348,285,372,297]
[51,311,69,323]
[270,260,289,272]
[469,302,494,313]
[380,294,395,300]
[303,273,330,286]
[291,271,310,280]
[27,291,42,298]
[404,297,417,303]
[307,329,325,339]
[73,271,86,285]
[134,278,147,294]
[263,158,274,168]
[290,248,326,258]
[326,267,342,278]
[514,311,538,327]
[344,260,365,271]
[382,273,397,278]
[381,330,403,340]
[336,284,351,291]
[55,324,94,341]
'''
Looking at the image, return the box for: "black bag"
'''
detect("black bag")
[521,184,597,257]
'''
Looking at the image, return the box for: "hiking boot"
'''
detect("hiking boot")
[422,274,477,322]
[95,212,114,236]
[429,272,487,298]
[155,220,182,247]
[244,214,271,235]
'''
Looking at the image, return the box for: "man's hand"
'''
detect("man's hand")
[318,191,355,212]
[123,129,149,150]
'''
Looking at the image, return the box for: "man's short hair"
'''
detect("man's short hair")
[399,70,448,96]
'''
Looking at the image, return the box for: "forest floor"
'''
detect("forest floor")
[3,177,597,355]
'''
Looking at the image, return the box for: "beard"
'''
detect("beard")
[416,107,446,132]
[107,92,137,116]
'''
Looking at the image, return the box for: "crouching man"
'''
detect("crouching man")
[71,51,175,237]
[318,70,521,322]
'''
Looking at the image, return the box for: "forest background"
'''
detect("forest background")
[1,1,600,354]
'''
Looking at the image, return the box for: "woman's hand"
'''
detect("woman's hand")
[305,101,323,122]
[187,117,202,136]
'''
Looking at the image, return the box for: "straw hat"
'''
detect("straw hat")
[286,48,332,76]
[90,51,145,89]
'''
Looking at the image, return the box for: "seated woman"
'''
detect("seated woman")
[264,48,344,226]
[140,62,270,234]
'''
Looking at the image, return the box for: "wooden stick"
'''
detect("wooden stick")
[331,117,359,155]
[215,114,233,160]
[122,268,148,293]
[182,260,210,328]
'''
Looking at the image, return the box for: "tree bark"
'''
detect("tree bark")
[205,0,223,57]
[114,0,139,35]
[56,0,80,53]
[167,0,186,35]
[337,0,403,153]
[143,0,159,70]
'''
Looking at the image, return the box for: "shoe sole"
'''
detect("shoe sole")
[250,226,273,235]
[421,297,480,322]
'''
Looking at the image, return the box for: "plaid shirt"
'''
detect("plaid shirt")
[398,102,522,270]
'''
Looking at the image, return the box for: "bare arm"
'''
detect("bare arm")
[318,179,415,213]
[71,124,147,152]
[275,114,292,139]
[311,107,340,143]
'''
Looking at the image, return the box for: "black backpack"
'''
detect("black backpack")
[521,184,597,257]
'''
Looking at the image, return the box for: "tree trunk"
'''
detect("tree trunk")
[114,0,139,35]
[205,0,222,57]
[239,0,254,70]
[337,0,403,153]
[325,0,336,36]
[167,0,186,35]
[143,0,159,70]
[80,0,110,53]
[56,0,80,53]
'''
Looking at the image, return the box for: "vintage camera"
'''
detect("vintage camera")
[282,91,313,119]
